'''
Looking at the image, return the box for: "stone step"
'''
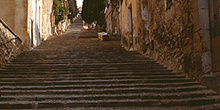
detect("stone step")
[10,58,153,61]
[0,90,218,101]
[0,73,184,79]
[7,62,160,66]
[0,70,174,75]
[2,68,172,73]
[0,82,201,90]
[0,75,185,82]
[0,97,219,109]
[3,66,167,70]
[4,63,165,68]
[13,56,151,60]
[29,105,220,110]
[0,86,207,95]
[0,72,179,78]
[0,78,193,86]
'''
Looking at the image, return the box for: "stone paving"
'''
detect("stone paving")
[0,15,220,110]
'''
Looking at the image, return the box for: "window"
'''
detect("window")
[166,0,172,10]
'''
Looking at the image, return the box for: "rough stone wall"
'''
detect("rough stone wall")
[57,18,71,35]
[0,20,24,67]
[147,0,204,80]
[120,0,206,81]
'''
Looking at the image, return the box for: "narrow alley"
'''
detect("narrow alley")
[0,15,219,109]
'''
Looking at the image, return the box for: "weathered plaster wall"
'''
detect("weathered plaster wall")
[41,0,53,40]
[27,0,42,49]
[0,0,28,47]
[121,0,144,51]
[0,1,16,31]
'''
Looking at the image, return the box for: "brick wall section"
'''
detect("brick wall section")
[0,20,25,67]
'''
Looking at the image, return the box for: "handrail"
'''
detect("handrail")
[0,18,22,45]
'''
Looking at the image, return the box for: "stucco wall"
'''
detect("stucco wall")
[0,1,16,31]
[41,0,53,40]
[0,0,28,47]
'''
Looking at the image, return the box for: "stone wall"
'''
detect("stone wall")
[147,0,204,81]
[120,0,207,81]
[57,18,71,35]
[0,19,25,67]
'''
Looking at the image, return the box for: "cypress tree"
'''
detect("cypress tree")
[68,0,78,20]
[82,0,106,26]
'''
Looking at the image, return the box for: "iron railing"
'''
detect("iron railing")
[0,18,22,46]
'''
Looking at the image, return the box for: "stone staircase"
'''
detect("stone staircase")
[0,17,220,109]
[0,48,220,109]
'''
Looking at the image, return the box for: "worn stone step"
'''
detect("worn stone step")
[2,69,172,73]
[3,66,167,70]
[0,75,185,82]
[0,90,218,102]
[0,78,193,86]
[12,56,152,60]
[29,105,220,110]
[0,97,219,109]
[6,62,162,67]
[0,86,207,95]
[10,58,153,61]
[4,63,165,68]
[0,70,176,75]
[0,74,182,79]
[0,82,201,90]
[9,60,153,64]
[0,74,185,79]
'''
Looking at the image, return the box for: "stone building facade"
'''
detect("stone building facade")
[0,0,53,67]
[106,0,220,91]
[0,0,53,49]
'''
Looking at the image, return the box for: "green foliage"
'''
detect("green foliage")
[82,0,106,26]
[68,0,78,20]
[53,0,66,24]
